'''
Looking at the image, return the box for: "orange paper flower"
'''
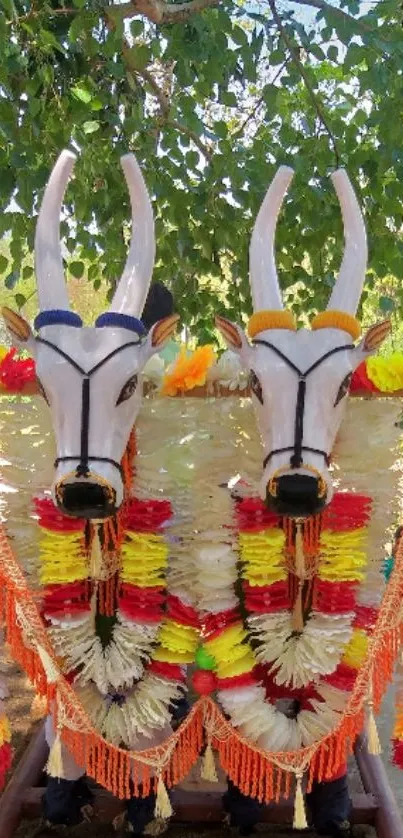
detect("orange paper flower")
[162,345,216,396]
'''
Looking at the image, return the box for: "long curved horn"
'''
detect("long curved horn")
[327,169,367,314]
[249,166,294,311]
[109,154,155,317]
[35,149,76,312]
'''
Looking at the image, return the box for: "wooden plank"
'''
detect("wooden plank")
[0,722,48,838]
[21,785,377,826]
[355,735,403,838]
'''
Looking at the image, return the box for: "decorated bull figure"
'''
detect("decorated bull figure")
[216,166,390,517]
[2,151,183,830]
[212,168,394,836]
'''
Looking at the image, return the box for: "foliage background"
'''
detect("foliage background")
[0,0,402,349]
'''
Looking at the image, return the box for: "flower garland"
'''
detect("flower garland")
[198,493,376,754]
[33,486,200,751]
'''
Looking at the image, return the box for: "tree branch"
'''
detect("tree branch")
[268,0,340,168]
[232,58,289,139]
[123,44,213,159]
[113,0,220,25]
[169,117,213,158]
[291,0,376,36]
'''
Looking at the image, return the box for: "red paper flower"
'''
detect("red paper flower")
[191,669,217,695]
[0,349,36,393]
[350,361,380,393]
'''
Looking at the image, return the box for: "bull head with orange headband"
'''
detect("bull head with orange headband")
[216,167,390,517]
[2,150,178,519]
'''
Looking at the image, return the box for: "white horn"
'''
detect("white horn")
[327,169,367,314]
[109,154,155,316]
[249,165,294,311]
[35,149,76,312]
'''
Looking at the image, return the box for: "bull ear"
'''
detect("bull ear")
[361,319,391,354]
[215,315,249,355]
[2,307,35,353]
[140,313,180,364]
[150,313,180,348]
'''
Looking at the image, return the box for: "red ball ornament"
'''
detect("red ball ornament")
[191,669,217,695]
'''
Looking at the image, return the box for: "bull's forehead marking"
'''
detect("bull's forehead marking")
[251,327,354,372]
[36,324,143,373]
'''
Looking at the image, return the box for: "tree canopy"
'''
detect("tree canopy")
[0,0,402,342]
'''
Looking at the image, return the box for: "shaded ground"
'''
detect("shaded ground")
[14,822,376,838]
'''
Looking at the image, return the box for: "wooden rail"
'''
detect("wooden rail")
[0,722,47,838]
[1,723,402,836]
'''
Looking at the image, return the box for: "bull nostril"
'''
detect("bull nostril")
[56,481,117,519]
[266,474,327,517]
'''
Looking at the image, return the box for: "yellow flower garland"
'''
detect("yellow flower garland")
[318,530,367,582]
[39,529,87,585]
[121,532,168,587]
[239,530,287,586]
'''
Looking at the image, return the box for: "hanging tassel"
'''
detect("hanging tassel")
[294,522,305,579]
[46,727,64,779]
[293,771,308,830]
[154,775,173,819]
[367,701,382,755]
[90,523,103,579]
[292,581,304,633]
[201,740,218,782]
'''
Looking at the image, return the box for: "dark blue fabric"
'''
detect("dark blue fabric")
[42,776,93,826]
[306,773,351,836]
[223,779,263,835]
[34,309,83,330]
[95,312,146,335]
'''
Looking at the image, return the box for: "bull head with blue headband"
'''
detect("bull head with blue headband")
[2,150,178,519]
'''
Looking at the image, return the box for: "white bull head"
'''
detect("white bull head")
[217,167,390,517]
[2,150,178,519]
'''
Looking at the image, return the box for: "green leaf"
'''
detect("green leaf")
[90,98,103,112]
[129,44,151,71]
[83,120,100,134]
[71,85,92,105]
[0,0,15,17]
[5,272,18,290]
[221,90,237,108]
[130,20,144,37]
[14,293,26,309]
[327,45,338,62]
[0,255,8,274]
[379,295,395,314]
[69,261,85,279]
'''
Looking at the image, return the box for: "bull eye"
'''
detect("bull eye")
[249,369,263,405]
[36,377,49,405]
[334,372,352,407]
[116,374,138,406]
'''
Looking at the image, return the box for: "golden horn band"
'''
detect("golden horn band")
[311,310,361,340]
[248,309,361,340]
[248,310,297,337]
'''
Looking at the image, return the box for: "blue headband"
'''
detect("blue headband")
[34,310,83,330]
[95,312,146,336]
